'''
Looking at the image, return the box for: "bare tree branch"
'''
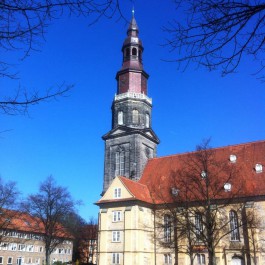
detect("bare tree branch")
[164,0,265,78]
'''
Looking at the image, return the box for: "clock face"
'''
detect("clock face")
[131,37,138,43]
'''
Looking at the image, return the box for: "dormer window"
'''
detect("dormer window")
[224,183,232,192]
[255,164,263,173]
[229,155,237,163]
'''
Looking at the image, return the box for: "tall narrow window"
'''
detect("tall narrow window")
[132,47,137,56]
[145,113,150,128]
[164,215,172,243]
[112,231,121,242]
[112,253,120,264]
[195,212,203,241]
[115,149,125,176]
[196,254,206,265]
[164,254,172,264]
[118,111,123,125]
[132,109,139,124]
[230,210,240,241]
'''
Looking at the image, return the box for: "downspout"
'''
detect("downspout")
[123,209,125,265]
[242,206,251,265]
[97,211,101,265]
[153,208,157,265]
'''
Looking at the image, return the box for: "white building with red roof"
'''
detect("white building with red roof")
[97,11,265,265]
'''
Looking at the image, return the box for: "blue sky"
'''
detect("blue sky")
[0,1,264,220]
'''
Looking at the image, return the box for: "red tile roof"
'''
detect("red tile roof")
[1,209,72,239]
[99,140,265,205]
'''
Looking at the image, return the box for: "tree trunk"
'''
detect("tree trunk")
[46,249,50,265]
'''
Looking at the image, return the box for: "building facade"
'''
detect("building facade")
[97,12,265,265]
[97,140,265,265]
[102,13,159,193]
[0,212,73,265]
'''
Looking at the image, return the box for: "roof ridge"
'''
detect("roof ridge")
[119,176,148,188]
[149,139,265,160]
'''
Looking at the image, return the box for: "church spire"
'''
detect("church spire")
[117,13,148,95]
[102,13,159,193]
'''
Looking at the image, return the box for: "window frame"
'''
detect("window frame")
[114,188,121,199]
[113,211,122,222]
[195,212,203,241]
[132,109,139,124]
[115,150,125,177]
[0,257,3,265]
[112,253,120,264]
[118,111,124,125]
[164,215,172,243]
[229,210,240,241]
[196,254,206,265]
[164,254,172,264]
[112,231,121,242]
[7,257,13,265]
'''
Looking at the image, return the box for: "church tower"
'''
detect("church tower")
[102,13,159,193]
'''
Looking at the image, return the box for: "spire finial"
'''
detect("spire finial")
[132,7,135,18]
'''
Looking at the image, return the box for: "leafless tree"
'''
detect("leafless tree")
[164,0,265,79]
[1,0,124,115]
[0,177,20,243]
[77,217,98,264]
[150,139,245,265]
[23,176,79,265]
[244,205,265,265]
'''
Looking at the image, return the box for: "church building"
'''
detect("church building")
[97,14,265,265]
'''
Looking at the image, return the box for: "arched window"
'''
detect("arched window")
[115,149,125,176]
[230,210,240,241]
[132,109,139,124]
[145,113,150,128]
[164,215,172,243]
[118,111,123,125]
[132,47,137,56]
[195,212,203,241]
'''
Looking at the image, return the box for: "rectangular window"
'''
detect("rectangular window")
[27,245,34,252]
[196,254,206,265]
[35,259,40,264]
[230,211,240,241]
[0,243,8,250]
[164,215,172,243]
[113,211,122,222]
[7,257,12,265]
[112,253,120,264]
[0,257,3,265]
[39,246,43,252]
[195,213,203,241]
[8,243,17,251]
[18,244,26,251]
[112,231,121,242]
[164,254,172,264]
[114,188,121,198]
